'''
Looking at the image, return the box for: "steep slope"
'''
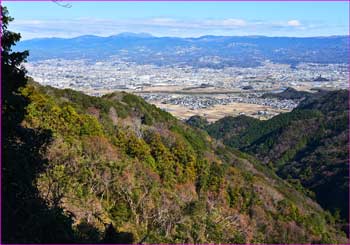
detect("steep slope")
[8,81,347,243]
[3,6,347,243]
[205,90,349,225]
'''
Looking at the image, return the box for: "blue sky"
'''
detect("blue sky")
[4,1,349,39]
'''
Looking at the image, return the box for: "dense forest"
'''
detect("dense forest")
[2,6,349,244]
[204,89,349,231]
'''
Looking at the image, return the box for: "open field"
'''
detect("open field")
[151,101,289,122]
[81,85,287,96]
[79,87,295,122]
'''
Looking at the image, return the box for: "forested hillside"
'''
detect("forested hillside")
[205,90,349,228]
[2,6,348,243]
[4,80,348,243]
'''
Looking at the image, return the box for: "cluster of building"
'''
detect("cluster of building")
[25,59,348,94]
[141,93,299,111]
[24,58,347,120]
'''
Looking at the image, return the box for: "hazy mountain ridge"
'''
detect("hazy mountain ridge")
[16,34,349,67]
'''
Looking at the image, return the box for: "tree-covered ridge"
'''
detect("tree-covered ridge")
[205,89,349,227]
[261,87,315,100]
[2,6,348,243]
[8,81,346,243]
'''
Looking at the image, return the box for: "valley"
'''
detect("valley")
[23,57,347,121]
[2,4,349,243]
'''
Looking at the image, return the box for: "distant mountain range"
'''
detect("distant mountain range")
[16,33,349,67]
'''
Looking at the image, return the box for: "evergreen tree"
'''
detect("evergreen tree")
[1,6,29,128]
[1,7,77,243]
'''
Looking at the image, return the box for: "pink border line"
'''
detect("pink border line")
[348,0,350,241]
[1,0,350,2]
[0,1,2,243]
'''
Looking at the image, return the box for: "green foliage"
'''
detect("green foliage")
[206,115,259,142]
[22,85,104,138]
[3,32,347,244]
[194,159,210,193]
[170,123,209,153]
[276,199,303,223]
[207,161,226,192]
[40,86,129,118]
[205,90,349,223]
[13,82,349,243]
[120,92,174,125]
[1,7,79,243]
[227,185,239,208]
[186,115,209,129]
[109,202,132,227]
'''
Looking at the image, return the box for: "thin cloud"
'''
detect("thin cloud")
[202,18,247,27]
[287,20,301,27]
[10,17,344,39]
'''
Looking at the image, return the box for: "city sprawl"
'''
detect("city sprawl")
[25,58,348,120]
